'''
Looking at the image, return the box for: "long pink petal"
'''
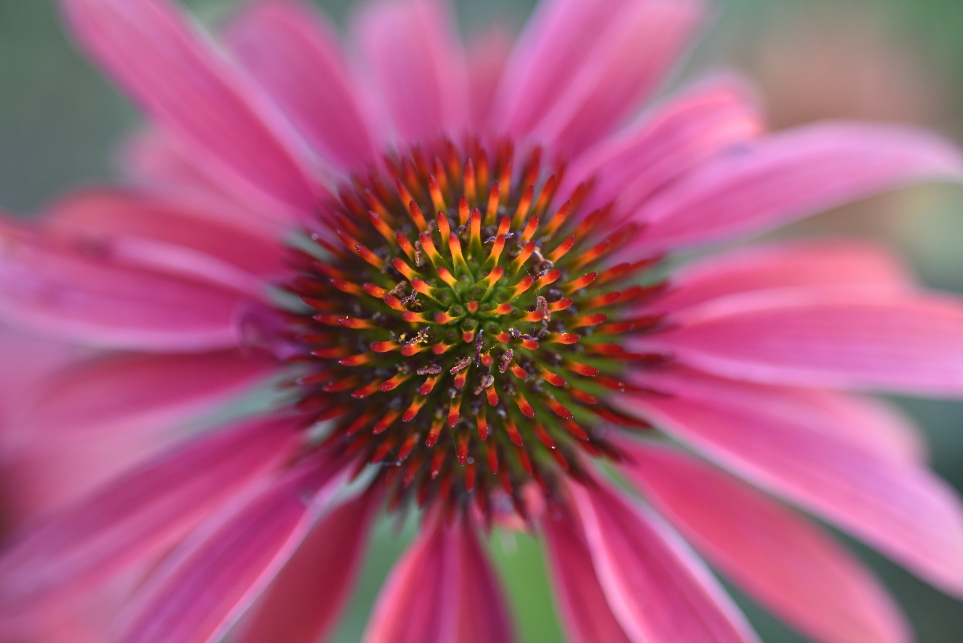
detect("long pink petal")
[45,190,288,295]
[0,416,302,632]
[0,426,179,526]
[620,442,911,643]
[352,0,468,144]
[562,76,763,219]
[109,458,346,643]
[0,222,246,351]
[234,491,376,643]
[224,0,378,171]
[363,516,515,643]
[631,365,925,467]
[60,0,323,216]
[620,371,963,596]
[455,520,516,643]
[494,0,703,151]
[646,288,963,396]
[795,392,927,464]
[493,0,635,139]
[541,512,632,643]
[632,122,963,250]
[117,131,288,242]
[569,480,760,642]
[532,0,705,154]
[362,515,460,643]
[15,350,276,436]
[120,129,233,198]
[466,27,513,130]
[648,239,914,314]
[0,324,87,426]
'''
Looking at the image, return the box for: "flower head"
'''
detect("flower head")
[2,0,963,642]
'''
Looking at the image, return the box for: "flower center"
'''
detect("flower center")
[281,139,666,517]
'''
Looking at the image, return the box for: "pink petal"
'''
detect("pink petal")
[646,289,963,397]
[60,0,324,216]
[532,0,706,154]
[224,0,378,171]
[455,518,516,643]
[0,223,247,351]
[0,321,170,518]
[631,364,925,468]
[466,27,513,130]
[569,480,760,643]
[45,190,288,295]
[0,416,302,631]
[234,491,376,643]
[0,427,177,525]
[109,458,346,643]
[647,239,915,314]
[15,350,277,436]
[352,0,468,144]
[562,76,763,219]
[620,371,963,596]
[783,389,927,465]
[620,442,911,643]
[494,0,704,152]
[362,516,459,643]
[632,122,963,250]
[119,129,233,200]
[541,511,632,643]
[117,131,287,240]
[0,324,87,425]
[363,516,515,643]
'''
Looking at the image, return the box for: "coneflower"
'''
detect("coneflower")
[1,0,963,642]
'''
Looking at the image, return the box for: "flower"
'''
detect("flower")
[1,0,963,642]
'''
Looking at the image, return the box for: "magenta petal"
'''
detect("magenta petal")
[760,388,927,465]
[620,442,911,643]
[622,371,963,596]
[234,492,376,643]
[0,224,247,352]
[563,76,763,219]
[363,516,515,643]
[648,239,914,314]
[648,289,963,397]
[455,519,516,643]
[45,190,288,295]
[17,350,276,436]
[0,417,301,630]
[0,324,85,422]
[118,131,289,242]
[224,0,379,171]
[542,512,632,643]
[466,27,513,130]
[632,122,963,249]
[353,0,468,144]
[495,0,704,152]
[362,517,459,643]
[60,0,323,216]
[109,459,345,643]
[630,364,925,467]
[532,0,705,154]
[496,0,631,134]
[1,424,178,525]
[119,129,236,202]
[569,480,760,643]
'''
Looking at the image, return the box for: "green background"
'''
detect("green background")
[2,1,963,641]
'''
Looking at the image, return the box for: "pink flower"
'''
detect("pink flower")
[1,0,963,642]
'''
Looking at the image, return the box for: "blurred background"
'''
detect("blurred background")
[2,0,963,641]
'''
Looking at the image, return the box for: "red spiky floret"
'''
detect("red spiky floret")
[280,138,666,520]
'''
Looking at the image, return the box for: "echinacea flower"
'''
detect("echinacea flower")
[2,0,963,641]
